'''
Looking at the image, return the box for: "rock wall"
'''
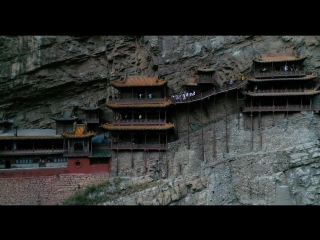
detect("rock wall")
[2,36,320,205]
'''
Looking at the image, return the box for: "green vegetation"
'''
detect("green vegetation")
[62,177,159,205]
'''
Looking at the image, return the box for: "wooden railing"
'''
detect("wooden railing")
[254,70,306,78]
[111,143,167,150]
[247,88,316,94]
[112,119,166,126]
[0,148,64,155]
[241,104,315,112]
[107,97,167,104]
[84,118,99,123]
[171,80,248,104]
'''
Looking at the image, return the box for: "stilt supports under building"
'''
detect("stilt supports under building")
[201,100,204,161]
[187,103,190,150]
[250,112,253,151]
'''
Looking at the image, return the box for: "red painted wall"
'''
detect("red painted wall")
[68,158,111,174]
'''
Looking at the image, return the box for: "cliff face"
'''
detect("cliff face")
[1,36,320,205]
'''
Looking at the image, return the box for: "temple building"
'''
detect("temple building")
[241,55,320,114]
[79,102,101,133]
[102,75,174,152]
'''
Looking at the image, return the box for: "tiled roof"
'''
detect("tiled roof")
[197,68,214,72]
[61,124,96,138]
[50,109,78,121]
[0,129,62,140]
[100,123,174,131]
[111,76,167,87]
[0,136,63,140]
[248,74,317,82]
[106,100,172,108]
[183,82,198,86]
[79,103,100,111]
[89,148,111,158]
[254,55,307,63]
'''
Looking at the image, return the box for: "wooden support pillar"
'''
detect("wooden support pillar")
[259,111,262,150]
[175,105,179,139]
[237,90,239,130]
[225,91,229,153]
[131,150,134,169]
[213,96,216,158]
[166,151,168,178]
[201,100,204,161]
[273,111,275,127]
[116,149,119,176]
[251,112,253,151]
[187,103,190,150]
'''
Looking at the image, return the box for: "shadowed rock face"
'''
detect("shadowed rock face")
[2,35,320,128]
[2,36,320,205]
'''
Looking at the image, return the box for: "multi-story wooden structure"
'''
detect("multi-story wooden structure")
[0,125,66,169]
[79,102,101,133]
[183,68,219,95]
[102,75,174,151]
[241,55,320,113]
[50,108,78,134]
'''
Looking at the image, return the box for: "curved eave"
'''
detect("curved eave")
[106,100,172,108]
[0,136,63,140]
[79,107,100,111]
[246,91,320,97]
[197,68,214,73]
[50,117,79,121]
[100,123,174,131]
[253,56,307,63]
[248,75,317,82]
[111,81,167,88]
[183,82,198,86]
[61,133,96,138]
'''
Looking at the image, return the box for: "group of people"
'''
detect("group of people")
[171,91,196,102]
[139,93,153,99]
[284,64,297,71]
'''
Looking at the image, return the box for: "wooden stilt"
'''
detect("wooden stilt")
[237,90,239,130]
[116,149,119,176]
[251,112,253,151]
[225,91,228,153]
[201,100,204,161]
[273,111,275,127]
[175,105,179,139]
[213,96,216,158]
[187,103,190,150]
[131,150,134,168]
[259,111,262,150]
[166,151,168,178]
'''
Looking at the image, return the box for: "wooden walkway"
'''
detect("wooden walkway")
[170,80,248,104]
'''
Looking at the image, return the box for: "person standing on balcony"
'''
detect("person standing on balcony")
[284,64,288,71]
[139,93,142,99]
[139,114,142,120]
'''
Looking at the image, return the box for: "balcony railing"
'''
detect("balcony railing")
[254,70,306,78]
[84,118,99,123]
[241,104,315,112]
[0,148,64,155]
[107,97,167,104]
[112,119,166,126]
[111,143,167,150]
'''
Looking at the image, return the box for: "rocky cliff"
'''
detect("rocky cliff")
[1,35,320,205]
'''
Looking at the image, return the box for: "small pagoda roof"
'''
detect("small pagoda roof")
[79,102,100,111]
[100,123,174,131]
[247,74,317,82]
[89,148,111,158]
[0,129,62,140]
[253,55,307,63]
[245,90,320,97]
[50,108,78,121]
[110,75,167,88]
[106,100,172,108]
[197,68,214,73]
[61,123,96,138]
